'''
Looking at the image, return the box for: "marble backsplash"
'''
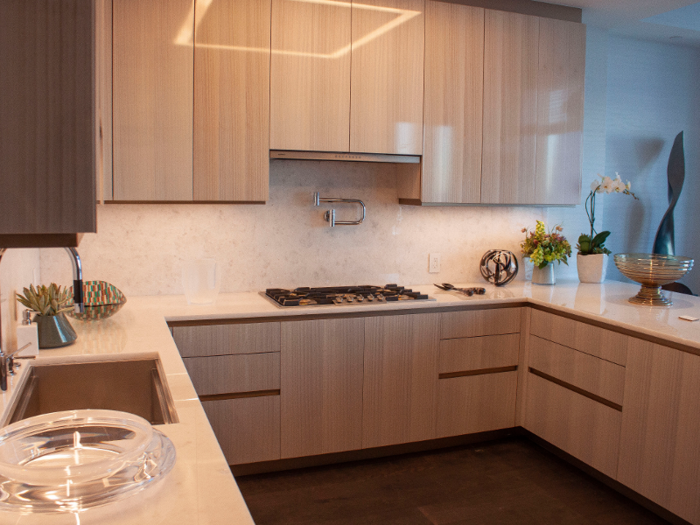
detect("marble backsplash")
[39,160,589,297]
[0,249,40,353]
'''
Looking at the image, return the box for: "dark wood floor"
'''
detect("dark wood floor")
[236,438,670,525]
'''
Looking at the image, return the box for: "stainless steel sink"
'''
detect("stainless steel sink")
[6,358,178,426]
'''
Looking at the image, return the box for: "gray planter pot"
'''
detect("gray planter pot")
[35,313,77,349]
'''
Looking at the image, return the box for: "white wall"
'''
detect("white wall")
[603,36,700,291]
[0,249,40,353]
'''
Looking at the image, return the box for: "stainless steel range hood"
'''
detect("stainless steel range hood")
[270,150,421,164]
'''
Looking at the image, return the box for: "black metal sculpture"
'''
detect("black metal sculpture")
[653,132,685,255]
[480,250,518,286]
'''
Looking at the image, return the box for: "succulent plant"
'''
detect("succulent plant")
[16,284,73,317]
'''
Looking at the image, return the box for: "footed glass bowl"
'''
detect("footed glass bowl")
[614,253,694,307]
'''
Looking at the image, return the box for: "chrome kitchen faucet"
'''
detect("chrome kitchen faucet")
[0,247,85,391]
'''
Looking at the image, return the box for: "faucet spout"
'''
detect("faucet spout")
[65,247,84,314]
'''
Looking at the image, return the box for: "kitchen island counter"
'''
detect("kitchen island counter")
[1,279,699,524]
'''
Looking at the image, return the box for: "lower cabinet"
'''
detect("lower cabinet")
[362,313,440,448]
[436,333,520,437]
[202,396,280,465]
[618,340,700,525]
[524,334,625,479]
[280,318,365,458]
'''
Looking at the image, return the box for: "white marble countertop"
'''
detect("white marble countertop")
[1,278,699,523]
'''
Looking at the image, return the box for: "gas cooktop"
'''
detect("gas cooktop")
[263,284,433,307]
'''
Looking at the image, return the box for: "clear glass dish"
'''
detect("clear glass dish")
[0,409,176,513]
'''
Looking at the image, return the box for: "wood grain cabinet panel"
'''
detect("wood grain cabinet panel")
[270,0,351,152]
[618,341,700,524]
[202,396,280,465]
[172,322,281,358]
[0,0,96,234]
[363,313,440,448]
[183,353,280,396]
[422,2,483,203]
[529,309,629,366]
[528,336,626,406]
[281,318,364,458]
[350,0,424,155]
[534,18,585,205]
[437,371,517,438]
[525,373,621,479]
[439,334,519,374]
[481,10,539,204]
[441,308,521,340]
[113,0,194,201]
[193,0,270,202]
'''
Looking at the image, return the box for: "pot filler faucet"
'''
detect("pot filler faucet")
[0,247,84,391]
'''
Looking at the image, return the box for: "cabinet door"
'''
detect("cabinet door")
[0,0,96,235]
[534,18,585,205]
[481,10,538,204]
[193,0,270,202]
[422,2,483,203]
[281,318,364,458]
[350,0,424,155]
[113,0,193,201]
[202,396,280,465]
[618,342,700,524]
[270,0,351,152]
[363,313,439,448]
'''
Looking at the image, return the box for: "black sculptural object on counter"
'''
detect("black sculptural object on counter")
[653,131,685,256]
[480,250,518,286]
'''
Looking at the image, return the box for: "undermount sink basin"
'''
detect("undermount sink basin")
[5,358,178,426]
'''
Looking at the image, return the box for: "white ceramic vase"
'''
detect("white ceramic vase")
[577,253,608,284]
[532,263,555,285]
[523,256,534,281]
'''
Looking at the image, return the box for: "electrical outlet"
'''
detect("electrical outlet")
[429,253,441,274]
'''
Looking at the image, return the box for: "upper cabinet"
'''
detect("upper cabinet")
[113,0,194,201]
[0,0,96,240]
[111,0,270,203]
[422,1,484,203]
[193,0,271,202]
[270,0,424,155]
[481,10,539,204]
[404,8,585,206]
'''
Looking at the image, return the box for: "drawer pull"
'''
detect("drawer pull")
[199,389,280,402]
[439,365,517,380]
[528,368,622,412]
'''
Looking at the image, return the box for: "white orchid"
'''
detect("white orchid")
[600,176,614,193]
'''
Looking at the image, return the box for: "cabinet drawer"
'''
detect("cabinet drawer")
[530,309,629,366]
[439,333,519,375]
[172,322,281,357]
[184,353,280,396]
[525,373,621,479]
[529,336,625,406]
[202,396,280,465]
[436,371,517,438]
[441,308,521,339]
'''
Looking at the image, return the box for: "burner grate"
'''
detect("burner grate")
[264,284,429,307]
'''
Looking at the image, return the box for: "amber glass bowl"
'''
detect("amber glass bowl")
[614,253,694,307]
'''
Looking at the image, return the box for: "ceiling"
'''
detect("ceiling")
[559,0,700,46]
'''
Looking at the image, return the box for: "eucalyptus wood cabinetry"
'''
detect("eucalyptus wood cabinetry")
[406,8,585,205]
[280,318,365,458]
[112,0,270,203]
[436,309,521,437]
[270,0,424,155]
[525,310,627,478]
[421,1,484,204]
[112,0,194,201]
[171,322,282,465]
[0,0,96,239]
[193,0,271,202]
[618,341,700,525]
[362,313,440,448]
